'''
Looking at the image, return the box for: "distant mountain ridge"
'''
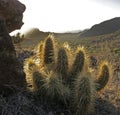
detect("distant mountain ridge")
[20,18,120,49]
[23,17,120,41]
[80,17,120,38]
[24,28,47,38]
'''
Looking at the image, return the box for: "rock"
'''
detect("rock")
[0,17,26,95]
[60,113,65,115]
[0,16,15,53]
[48,112,54,115]
[0,0,25,32]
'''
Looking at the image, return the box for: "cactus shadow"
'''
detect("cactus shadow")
[92,97,120,115]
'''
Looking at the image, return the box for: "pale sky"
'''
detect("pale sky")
[12,0,120,34]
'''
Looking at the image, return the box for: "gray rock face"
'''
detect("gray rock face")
[0,0,26,32]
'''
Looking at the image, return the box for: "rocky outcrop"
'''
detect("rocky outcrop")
[0,17,26,95]
[0,0,25,33]
[0,16,15,53]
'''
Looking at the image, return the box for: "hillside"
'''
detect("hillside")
[11,19,120,115]
[20,28,49,48]
[20,28,81,49]
[20,17,120,49]
[80,17,120,38]
[14,28,120,115]
[24,28,48,38]
[19,26,120,64]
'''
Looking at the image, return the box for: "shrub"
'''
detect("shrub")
[11,32,24,44]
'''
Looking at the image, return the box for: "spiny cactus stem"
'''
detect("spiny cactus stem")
[96,63,110,91]
[43,36,55,64]
[56,48,68,82]
[69,49,85,84]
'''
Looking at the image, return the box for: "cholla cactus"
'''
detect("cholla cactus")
[32,70,45,91]
[56,47,68,82]
[73,72,96,115]
[69,47,86,84]
[42,35,56,65]
[42,71,70,103]
[95,62,110,91]
[24,34,110,115]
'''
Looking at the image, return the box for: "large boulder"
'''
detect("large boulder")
[0,17,26,95]
[0,0,25,33]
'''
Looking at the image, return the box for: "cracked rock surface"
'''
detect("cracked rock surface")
[0,0,25,32]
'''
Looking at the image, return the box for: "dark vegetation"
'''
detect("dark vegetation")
[11,32,24,44]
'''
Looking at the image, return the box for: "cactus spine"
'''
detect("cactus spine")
[39,41,43,53]
[32,70,46,94]
[38,41,44,59]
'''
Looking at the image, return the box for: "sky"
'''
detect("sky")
[12,0,120,34]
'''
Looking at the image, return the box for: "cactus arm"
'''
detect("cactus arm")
[95,62,110,91]
[73,72,95,115]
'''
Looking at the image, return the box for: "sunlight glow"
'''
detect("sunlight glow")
[14,0,120,34]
